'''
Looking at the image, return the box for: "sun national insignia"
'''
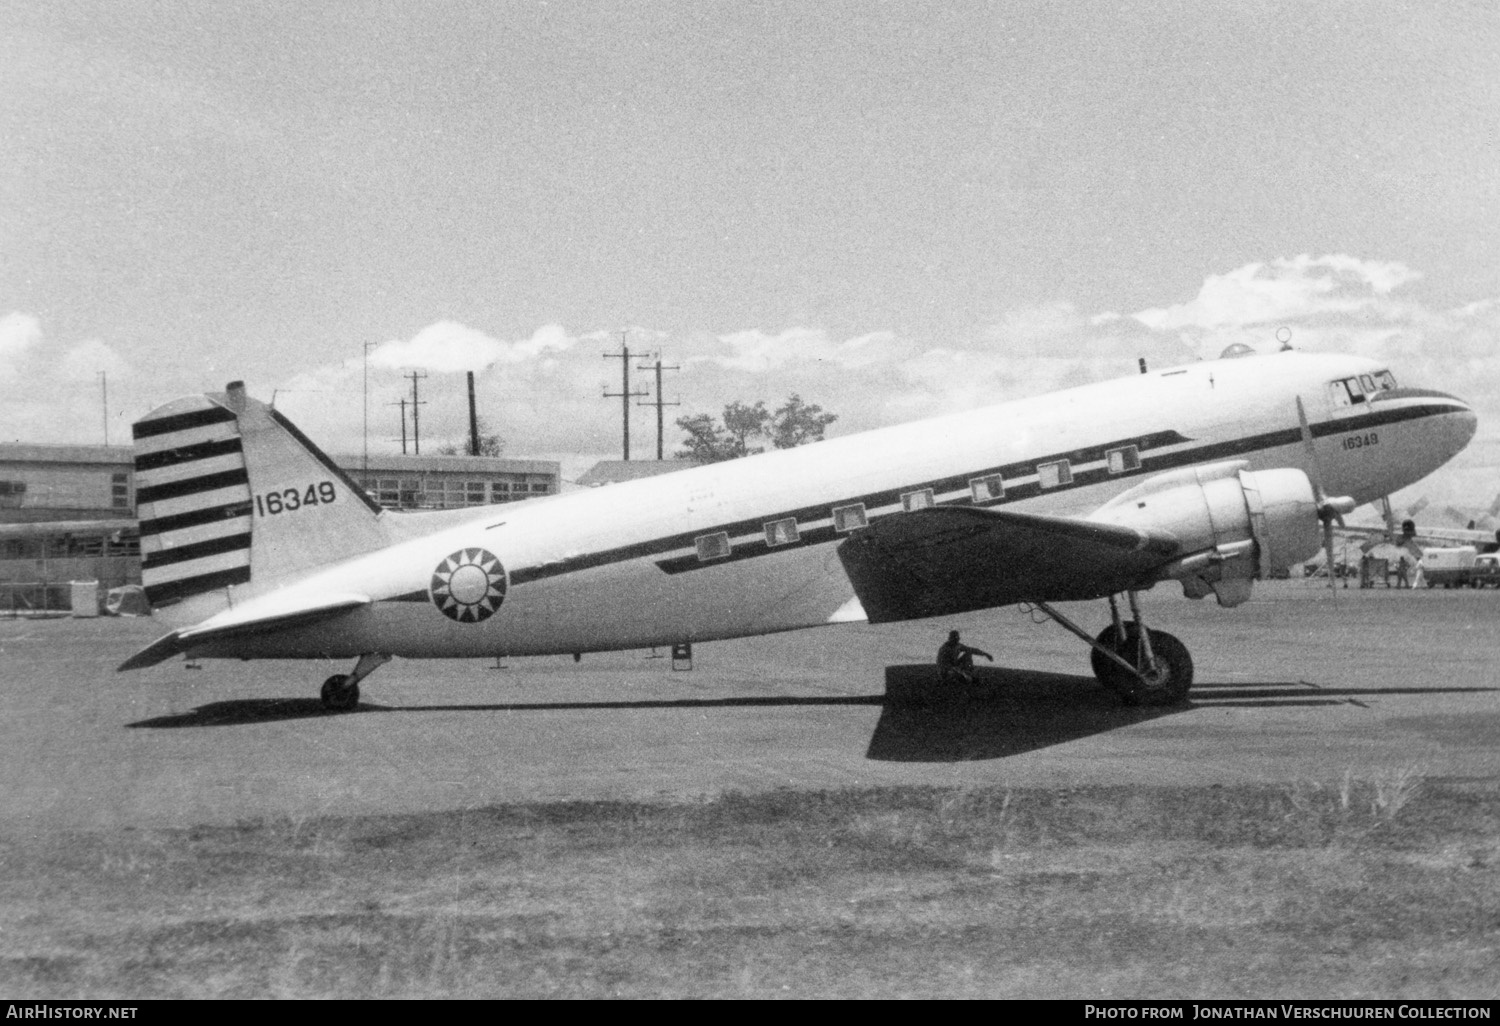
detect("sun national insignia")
[429,548,507,623]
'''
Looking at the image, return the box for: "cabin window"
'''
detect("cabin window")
[901,488,935,511]
[764,518,800,547]
[831,503,868,533]
[1359,374,1376,394]
[695,532,732,561]
[969,475,1004,504]
[1037,460,1073,489]
[1373,370,1397,391]
[1106,446,1141,474]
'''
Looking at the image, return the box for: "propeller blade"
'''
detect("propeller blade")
[1324,518,1336,592]
[1296,396,1356,594]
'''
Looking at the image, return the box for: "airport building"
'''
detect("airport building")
[0,443,560,605]
[0,444,135,524]
[338,454,560,511]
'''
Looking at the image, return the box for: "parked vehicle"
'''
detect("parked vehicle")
[1468,553,1500,588]
[1421,546,1478,588]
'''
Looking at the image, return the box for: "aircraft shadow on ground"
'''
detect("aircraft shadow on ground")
[866,664,1175,762]
[127,668,1500,763]
[126,693,886,729]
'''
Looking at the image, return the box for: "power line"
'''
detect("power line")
[636,352,681,461]
[405,371,428,455]
[390,396,409,454]
[602,333,649,460]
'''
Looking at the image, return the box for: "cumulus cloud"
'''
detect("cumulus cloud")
[1133,254,1422,335]
[35,251,1475,503]
[59,338,132,382]
[369,321,576,373]
[0,312,43,370]
[0,315,143,444]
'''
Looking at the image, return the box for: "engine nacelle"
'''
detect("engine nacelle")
[1088,460,1322,606]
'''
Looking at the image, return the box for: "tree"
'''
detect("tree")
[435,416,505,457]
[674,413,732,463]
[770,394,837,449]
[676,395,837,463]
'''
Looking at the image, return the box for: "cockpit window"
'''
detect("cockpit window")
[1329,378,1366,406]
[1329,371,1398,407]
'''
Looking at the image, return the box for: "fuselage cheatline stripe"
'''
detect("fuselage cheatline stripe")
[507,399,1467,587]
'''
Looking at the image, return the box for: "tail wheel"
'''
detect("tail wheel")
[1091,626,1193,706]
[320,674,360,712]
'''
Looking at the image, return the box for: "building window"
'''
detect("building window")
[901,488,935,512]
[529,483,551,493]
[1106,446,1141,474]
[491,482,512,502]
[695,532,732,561]
[969,475,1005,504]
[764,518,800,547]
[466,482,487,505]
[1037,460,1072,489]
[832,503,868,533]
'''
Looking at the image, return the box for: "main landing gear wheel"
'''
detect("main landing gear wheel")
[1090,625,1193,707]
[320,674,360,712]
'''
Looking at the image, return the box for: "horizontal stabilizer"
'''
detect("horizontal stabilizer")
[836,506,1180,624]
[117,593,370,670]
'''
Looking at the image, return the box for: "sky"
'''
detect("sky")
[2,1,1498,511]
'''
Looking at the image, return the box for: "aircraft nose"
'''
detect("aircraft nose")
[1433,391,1477,460]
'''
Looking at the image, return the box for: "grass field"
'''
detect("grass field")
[3,774,1496,999]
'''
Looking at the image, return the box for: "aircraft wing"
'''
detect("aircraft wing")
[118,593,371,670]
[836,506,1181,624]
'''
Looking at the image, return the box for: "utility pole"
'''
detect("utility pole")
[99,371,108,446]
[467,371,481,456]
[636,352,680,460]
[405,371,428,455]
[390,397,408,454]
[602,333,648,460]
[362,342,377,481]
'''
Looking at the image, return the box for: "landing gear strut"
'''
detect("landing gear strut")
[319,652,391,712]
[1034,592,1193,706]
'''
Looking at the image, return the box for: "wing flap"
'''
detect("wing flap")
[117,593,371,670]
[835,506,1180,624]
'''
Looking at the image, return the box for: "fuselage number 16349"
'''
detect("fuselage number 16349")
[255,481,337,517]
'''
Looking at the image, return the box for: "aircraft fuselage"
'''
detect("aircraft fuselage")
[169,351,1475,661]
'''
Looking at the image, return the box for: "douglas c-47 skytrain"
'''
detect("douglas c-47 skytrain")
[120,348,1476,711]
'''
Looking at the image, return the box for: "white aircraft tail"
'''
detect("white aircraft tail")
[134,382,386,616]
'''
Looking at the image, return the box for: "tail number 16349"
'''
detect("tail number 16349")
[255,482,337,516]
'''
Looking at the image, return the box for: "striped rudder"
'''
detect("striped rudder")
[132,381,388,618]
[134,397,253,607]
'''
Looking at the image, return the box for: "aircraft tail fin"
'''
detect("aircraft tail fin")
[134,382,385,619]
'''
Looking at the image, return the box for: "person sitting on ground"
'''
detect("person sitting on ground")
[937,629,992,684]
